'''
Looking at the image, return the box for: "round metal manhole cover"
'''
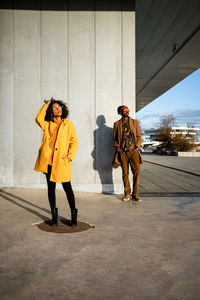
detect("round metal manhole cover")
[36,219,94,233]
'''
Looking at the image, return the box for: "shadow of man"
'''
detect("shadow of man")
[91,115,114,193]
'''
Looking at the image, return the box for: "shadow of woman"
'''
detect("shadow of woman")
[0,189,49,221]
[91,115,114,193]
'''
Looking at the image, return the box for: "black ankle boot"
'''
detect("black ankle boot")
[50,207,58,226]
[70,208,78,226]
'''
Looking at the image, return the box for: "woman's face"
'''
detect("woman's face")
[52,103,62,117]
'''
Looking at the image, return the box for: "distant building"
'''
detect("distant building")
[171,127,200,143]
[142,128,160,149]
[143,128,158,142]
[142,126,200,149]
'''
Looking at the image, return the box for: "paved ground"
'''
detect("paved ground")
[0,187,200,300]
[140,153,200,196]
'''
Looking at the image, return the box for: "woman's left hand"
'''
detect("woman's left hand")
[62,155,71,162]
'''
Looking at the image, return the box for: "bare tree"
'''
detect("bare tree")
[156,115,175,151]
[156,114,197,153]
[160,114,175,128]
[171,133,196,152]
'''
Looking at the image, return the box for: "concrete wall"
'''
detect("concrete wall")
[0,8,135,193]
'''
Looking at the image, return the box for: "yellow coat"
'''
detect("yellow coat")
[34,104,78,182]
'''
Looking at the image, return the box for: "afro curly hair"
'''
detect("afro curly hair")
[45,98,69,122]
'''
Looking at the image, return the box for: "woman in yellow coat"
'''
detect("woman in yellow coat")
[34,98,78,226]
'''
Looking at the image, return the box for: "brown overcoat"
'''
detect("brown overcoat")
[112,118,143,166]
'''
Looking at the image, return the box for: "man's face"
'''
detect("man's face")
[121,107,129,117]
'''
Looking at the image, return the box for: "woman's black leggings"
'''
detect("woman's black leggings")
[45,165,76,212]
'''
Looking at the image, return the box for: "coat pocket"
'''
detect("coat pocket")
[62,157,70,166]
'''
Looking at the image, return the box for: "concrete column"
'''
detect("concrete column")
[68,11,96,186]
[122,11,136,116]
[0,10,14,184]
[39,10,69,185]
[14,10,41,184]
[95,11,122,192]
[41,11,68,101]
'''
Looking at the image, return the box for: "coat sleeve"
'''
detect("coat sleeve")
[35,104,49,131]
[67,122,78,161]
[113,122,120,149]
[135,120,143,148]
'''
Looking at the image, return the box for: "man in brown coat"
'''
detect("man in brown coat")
[112,105,143,201]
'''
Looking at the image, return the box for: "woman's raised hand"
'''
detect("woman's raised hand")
[44,99,52,105]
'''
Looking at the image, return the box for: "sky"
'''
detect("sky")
[136,68,200,130]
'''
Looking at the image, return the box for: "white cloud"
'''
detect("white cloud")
[137,109,200,129]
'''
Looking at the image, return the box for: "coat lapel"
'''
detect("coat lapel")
[118,119,123,143]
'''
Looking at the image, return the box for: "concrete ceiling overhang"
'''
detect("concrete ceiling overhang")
[136,0,200,112]
[0,0,135,11]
